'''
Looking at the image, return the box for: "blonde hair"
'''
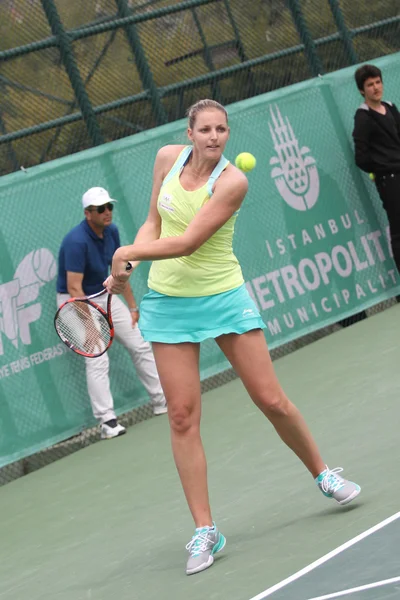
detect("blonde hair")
[187,99,228,129]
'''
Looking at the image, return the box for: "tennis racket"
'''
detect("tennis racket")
[54,263,132,358]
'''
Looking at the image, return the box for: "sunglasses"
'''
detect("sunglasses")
[88,203,114,214]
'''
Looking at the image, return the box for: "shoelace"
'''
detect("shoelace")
[320,467,345,493]
[186,529,213,557]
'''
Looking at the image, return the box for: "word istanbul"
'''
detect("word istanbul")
[247,228,396,336]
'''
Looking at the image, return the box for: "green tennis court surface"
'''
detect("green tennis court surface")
[1,304,400,600]
[253,513,400,600]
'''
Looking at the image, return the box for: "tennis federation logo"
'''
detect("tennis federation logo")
[269,105,320,211]
[0,249,56,355]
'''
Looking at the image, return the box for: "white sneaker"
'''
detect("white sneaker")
[316,466,361,505]
[100,419,126,439]
[186,522,226,575]
[153,403,168,416]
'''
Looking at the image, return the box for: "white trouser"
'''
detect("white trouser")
[56,293,165,424]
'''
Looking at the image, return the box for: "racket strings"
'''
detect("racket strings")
[56,301,111,355]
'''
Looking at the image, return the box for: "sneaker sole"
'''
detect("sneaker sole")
[100,430,126,440]
[337,486,361,505]
[186,555,214,575]
[153,406,168,416]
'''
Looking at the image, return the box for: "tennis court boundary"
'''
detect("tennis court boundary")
[306,575,400,600]
[248,510,400,600]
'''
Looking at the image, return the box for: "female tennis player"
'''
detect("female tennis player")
[104,99,361,575]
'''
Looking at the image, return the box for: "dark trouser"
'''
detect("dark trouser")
[339,173,399,327]
[339,173,400,327]
[376,173,400,273]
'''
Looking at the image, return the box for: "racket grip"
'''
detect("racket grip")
[126,262,133,272]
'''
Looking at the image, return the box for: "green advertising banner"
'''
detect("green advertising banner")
[230,77,399,349]
[1,52,399,467]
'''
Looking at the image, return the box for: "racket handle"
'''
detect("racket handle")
[126,262,133,272]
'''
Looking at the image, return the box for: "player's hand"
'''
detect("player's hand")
[111,249,138,281]
[103,274,127,295]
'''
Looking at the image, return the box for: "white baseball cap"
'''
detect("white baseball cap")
[82,187,118,209]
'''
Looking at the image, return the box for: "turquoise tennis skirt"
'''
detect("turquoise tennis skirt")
[138,284,265,344]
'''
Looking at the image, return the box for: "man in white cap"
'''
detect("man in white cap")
[56,187,167,439]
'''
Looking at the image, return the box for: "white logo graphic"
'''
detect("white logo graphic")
[0,249,56,356]
[159,193,174,212]
[269,105,320,211]
[242,308,254,317]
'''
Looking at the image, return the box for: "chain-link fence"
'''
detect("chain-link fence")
[1,0,399,176]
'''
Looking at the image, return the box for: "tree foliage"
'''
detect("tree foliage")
[0,0,399,174]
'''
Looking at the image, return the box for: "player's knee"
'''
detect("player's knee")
[259,391,290,417]
[168,402,197,434]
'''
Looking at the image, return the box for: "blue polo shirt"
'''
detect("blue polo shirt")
[57,220,121,295]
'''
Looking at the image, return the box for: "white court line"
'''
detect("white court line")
[248,511,400,600]
[306,575,400,600]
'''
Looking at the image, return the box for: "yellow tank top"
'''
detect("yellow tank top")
[148,146,244,297]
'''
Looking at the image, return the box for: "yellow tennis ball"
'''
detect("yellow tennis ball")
[369,173,375,181]
[235,152,256,172]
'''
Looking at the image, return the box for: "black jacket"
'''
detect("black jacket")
[352,101,400,175]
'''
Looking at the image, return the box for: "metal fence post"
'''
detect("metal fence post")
[286,0,324,77]
[223,0,258,96]
[191,8,223,102]
[40,0,104,146]
[327,0,358,65]
[0,113,20,171]
[40,31,119,162]
[114,0,168,126]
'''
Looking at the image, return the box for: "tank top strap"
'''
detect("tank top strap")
[161,146,192,189]
[207,155,230,196]
[161,146,229,195]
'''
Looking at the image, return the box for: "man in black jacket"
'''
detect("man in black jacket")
[353,64,400,272]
